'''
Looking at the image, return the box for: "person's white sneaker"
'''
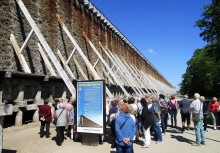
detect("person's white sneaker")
[156,141,162,144]
[214,127,217,130]
[142,144,149,148]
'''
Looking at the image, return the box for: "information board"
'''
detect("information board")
[76,80,105,134]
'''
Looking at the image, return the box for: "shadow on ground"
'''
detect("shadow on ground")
[2,149,17,153]
[170,134,194,144]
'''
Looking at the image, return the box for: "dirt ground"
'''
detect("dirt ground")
[2,114,220,153]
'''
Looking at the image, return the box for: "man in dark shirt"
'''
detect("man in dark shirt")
[150,96,162,143]
[179,95,191,132]
[200,96,209,131]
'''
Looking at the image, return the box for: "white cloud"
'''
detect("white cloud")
[147,48,156,54]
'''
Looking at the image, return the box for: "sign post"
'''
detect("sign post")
[0,104,13,153]
[76,80,106,146]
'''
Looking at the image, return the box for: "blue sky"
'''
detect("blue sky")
[90,0,212,91]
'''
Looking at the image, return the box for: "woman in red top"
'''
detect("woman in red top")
[39,99,52,138]
[209,97,220,130]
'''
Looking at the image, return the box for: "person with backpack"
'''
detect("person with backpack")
[115,104,136,153]
[168,95,178,128]
[159,94,168,134]
[140,98,154,148]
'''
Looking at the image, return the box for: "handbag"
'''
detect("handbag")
[52,118,57,125]
[192,102,201,122]
[192,113,200,122]
[52,109,64,125]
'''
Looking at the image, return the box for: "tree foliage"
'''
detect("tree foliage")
[180,0,220,97]
[196,0,220,43]
[179,46,220,96]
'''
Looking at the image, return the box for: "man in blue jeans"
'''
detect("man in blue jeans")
[190,93,206,146]
[151,98,162,143]
[159,94,168,134]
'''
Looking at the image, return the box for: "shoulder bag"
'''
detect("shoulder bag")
[52,109,64,125]
[192,102,201,122]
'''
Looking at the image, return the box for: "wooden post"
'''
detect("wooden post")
[0,91,2,104]
[0,104,12,153]
[33,109,39,123]
[33,88,42,122]
[15,111,23,126]
[0,116,3,153]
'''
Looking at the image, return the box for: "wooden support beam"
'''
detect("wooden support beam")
[93,58,100,68]
[57,50,76,79]
[112,53,146,95]
[10,34,31,73]
[20,29,34,53]
[16,0,76,97]
[99,43,139,95]
[66,47,77,64]
[101,67,114,84]
[57,14,113,98]
[118,57,146,95]
[73,57,88,80]
[82,32,130,97]
[102,45,142,95]
[38,43,57,77]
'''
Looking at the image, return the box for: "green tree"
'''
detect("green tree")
[180,0,220,97]
[196,0,220,43]
[180,47,219,97]
[196,0,220,57]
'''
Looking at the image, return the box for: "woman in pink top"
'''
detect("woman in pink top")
[209,97,220,130]
[65,98,75,139]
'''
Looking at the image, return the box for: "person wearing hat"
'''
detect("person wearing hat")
[179,95,191,132]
